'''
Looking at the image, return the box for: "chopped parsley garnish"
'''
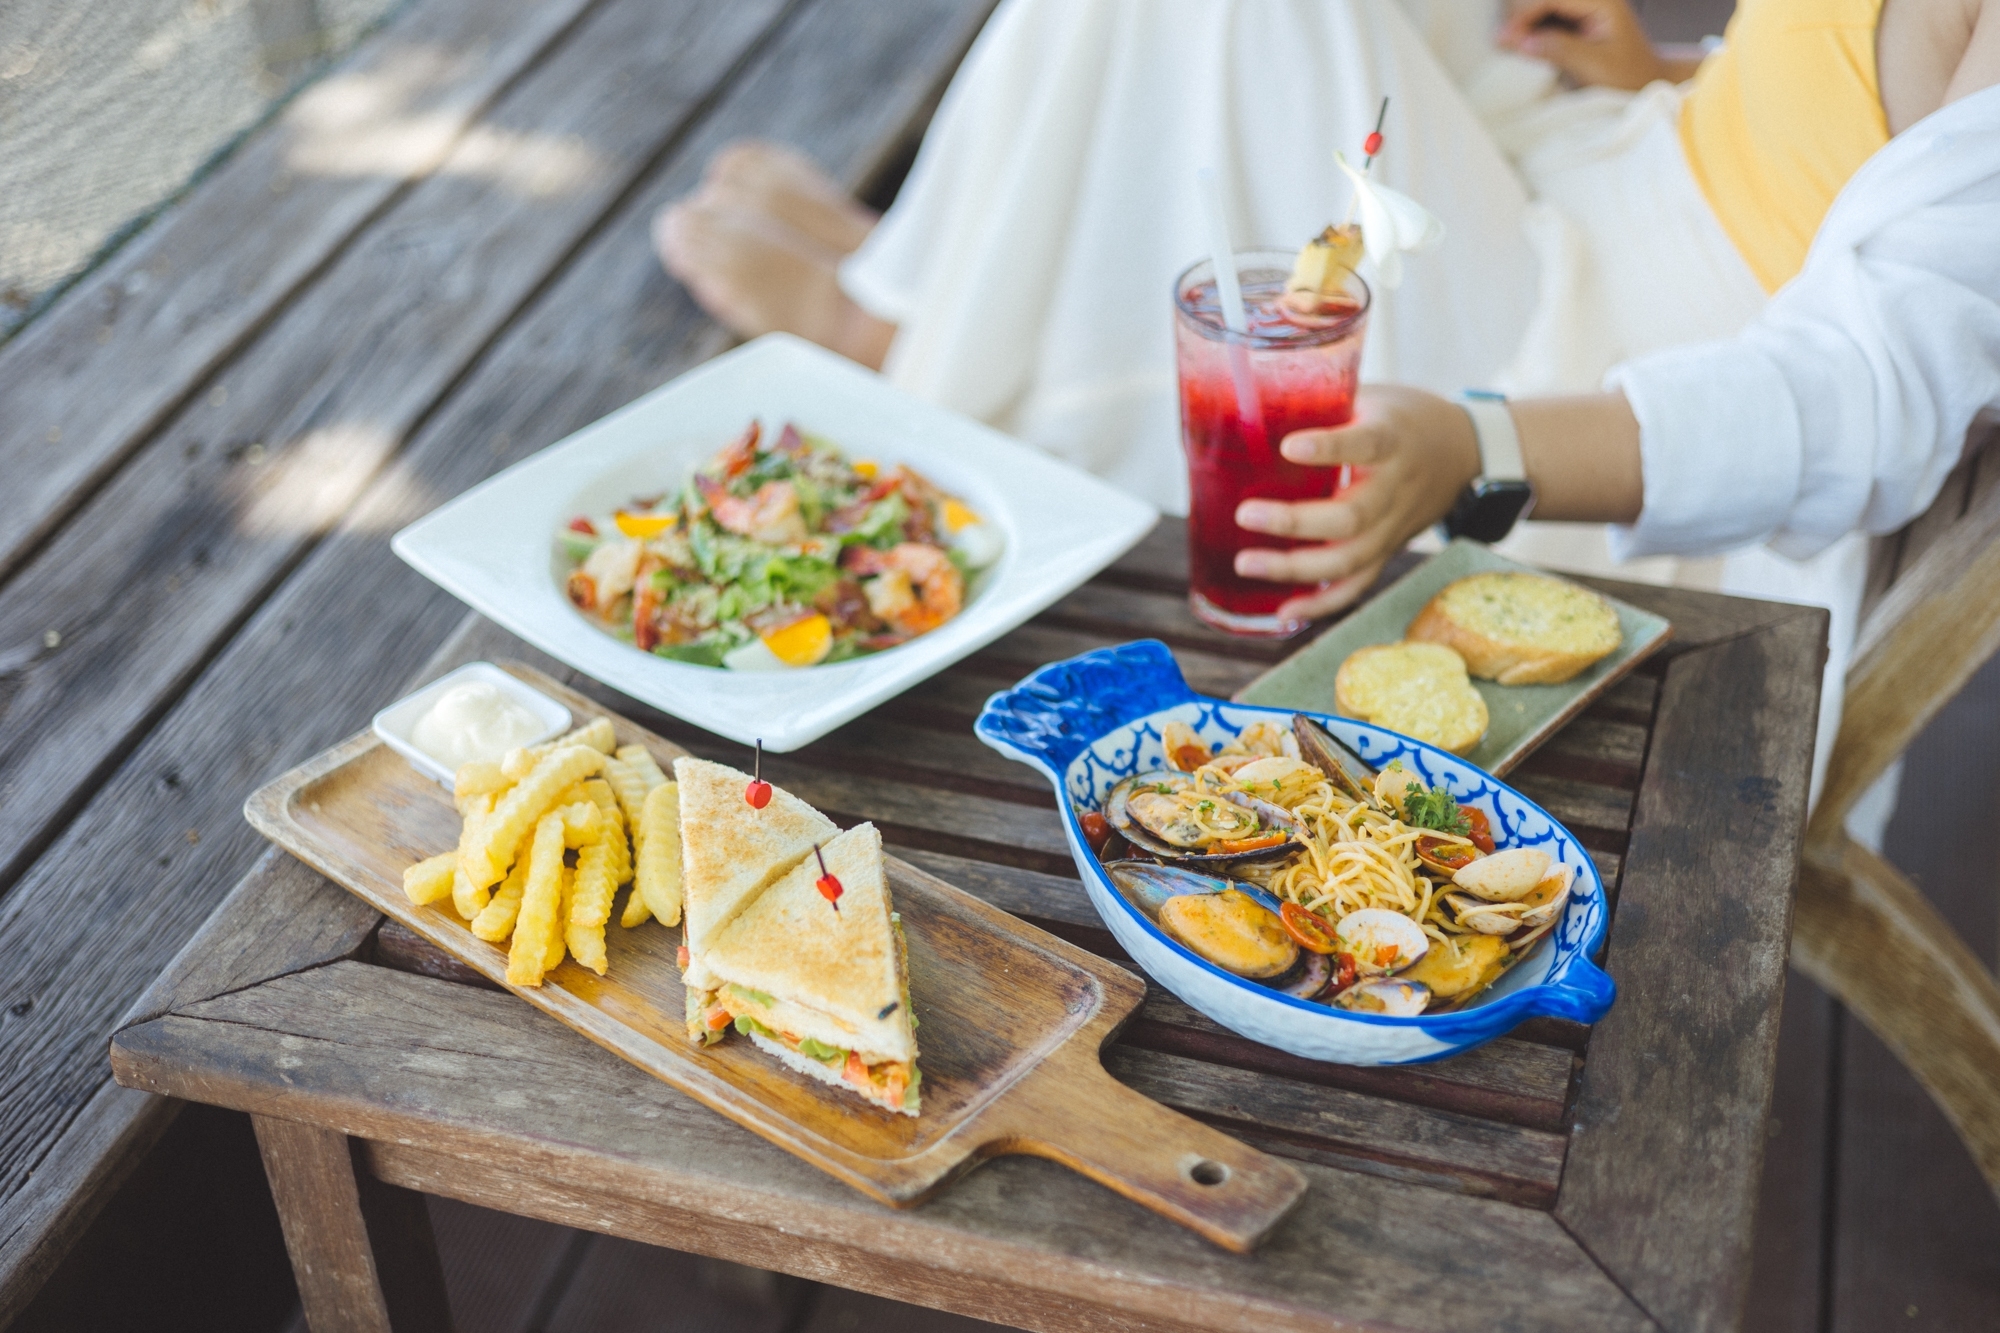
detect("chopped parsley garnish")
[1399,783,1472,837]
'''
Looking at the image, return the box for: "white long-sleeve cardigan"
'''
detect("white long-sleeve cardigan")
[1611,83,2000,561]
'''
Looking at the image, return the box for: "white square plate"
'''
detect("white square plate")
[392,334,1159,751]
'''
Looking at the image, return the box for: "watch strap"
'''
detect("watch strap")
[1458,390,1525,484]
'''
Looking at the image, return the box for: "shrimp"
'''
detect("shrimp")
[694,474,808,545]
[566,537,644,613]
[630,552,666,651]
[710,420,760,478]
[844,542,963,636]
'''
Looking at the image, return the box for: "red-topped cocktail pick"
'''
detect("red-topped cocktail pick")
[813,843,843,911]
[745,740,772,809]
[1363,97,1388,169]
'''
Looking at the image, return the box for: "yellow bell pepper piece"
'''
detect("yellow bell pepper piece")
[614,511,675,539]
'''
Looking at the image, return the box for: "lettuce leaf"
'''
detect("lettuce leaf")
[797,1037,845,1064]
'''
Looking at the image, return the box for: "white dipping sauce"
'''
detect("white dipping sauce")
[410,682,546,770]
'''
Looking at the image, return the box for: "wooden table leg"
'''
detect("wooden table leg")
[252,1116,454,1333]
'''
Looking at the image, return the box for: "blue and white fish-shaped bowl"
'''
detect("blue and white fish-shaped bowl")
[974,640,1616,1066]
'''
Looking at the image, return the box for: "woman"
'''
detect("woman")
[659,0,2000,801]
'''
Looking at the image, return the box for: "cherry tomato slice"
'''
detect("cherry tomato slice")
[1463,807,1497,853]
[1279,902,1339,955]
[1319,952,1359,998]
[1415,834,1480,876]
[1079,811,1114,855]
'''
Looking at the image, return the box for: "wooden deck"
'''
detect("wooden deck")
[1740,651,2000,1332]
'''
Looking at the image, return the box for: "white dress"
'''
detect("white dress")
[838,0,2000,815]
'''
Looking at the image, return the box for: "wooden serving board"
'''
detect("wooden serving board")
[243,664,1305,1252]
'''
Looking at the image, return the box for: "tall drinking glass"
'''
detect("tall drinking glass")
[1174,249,1370,637]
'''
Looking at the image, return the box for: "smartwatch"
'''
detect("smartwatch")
[1441,390,1536,543]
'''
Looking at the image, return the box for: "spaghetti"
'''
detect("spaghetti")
[1167,725,1548,1006]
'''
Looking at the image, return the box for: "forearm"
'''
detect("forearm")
[1509,392,1645,524]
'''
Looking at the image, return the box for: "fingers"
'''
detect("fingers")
[1497,0,1597,46]
[1234,525,1394,586]
[1275,561,1388,622]
[1236,469,1394,541]
[1278,421,1394,468]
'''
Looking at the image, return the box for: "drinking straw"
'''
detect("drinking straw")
[1194,167,1267,455]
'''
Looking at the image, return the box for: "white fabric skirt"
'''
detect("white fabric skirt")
[840,0,1867,810]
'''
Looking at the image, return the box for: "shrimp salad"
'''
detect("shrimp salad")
[559,419,1002,669]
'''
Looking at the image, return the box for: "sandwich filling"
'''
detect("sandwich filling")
[688,960,920,1114]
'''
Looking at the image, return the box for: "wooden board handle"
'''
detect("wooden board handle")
[991,1057,1307,1253]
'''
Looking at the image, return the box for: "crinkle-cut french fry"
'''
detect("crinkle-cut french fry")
[402,852,457,905]
[471,839,532,941]
[615,744,668,791]
[566,835,619,974]
[557,801,602,848]
[619,883,652,929]
[453,761,510,799]
[578,779,633,884]
[608,820,631,887]
[635,781,683,926]
[580,777,619,817]
[506,813,568,986]
[451,868,489,921]
[467,746,603,887]
[451,791,497,918]
[502,717,617,779]
[603,757,650,844]
[545,866,573,972]
[558,717,619,754]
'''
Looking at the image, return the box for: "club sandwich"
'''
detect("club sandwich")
[684,822,920,1116]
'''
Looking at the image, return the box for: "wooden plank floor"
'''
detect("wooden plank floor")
[1741,652,2000,1333]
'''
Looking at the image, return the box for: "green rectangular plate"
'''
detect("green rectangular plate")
[1235,540,1673,775]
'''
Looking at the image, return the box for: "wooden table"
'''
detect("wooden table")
[0,0,1827,1328]
[104,553,1821,1333]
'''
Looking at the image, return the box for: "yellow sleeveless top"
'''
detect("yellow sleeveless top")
[1679,0,1891,292]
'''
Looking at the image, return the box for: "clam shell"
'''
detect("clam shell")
[1334,907,1430,975]
[1331,977,1432,1016]
[1451,847,1552,902]
[1516,863,1575,930]
[1442,892,1528,935]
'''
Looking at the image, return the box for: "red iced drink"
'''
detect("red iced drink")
[1174,251,1369,636]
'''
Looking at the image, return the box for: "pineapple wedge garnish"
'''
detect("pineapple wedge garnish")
[1285,224,1364,308]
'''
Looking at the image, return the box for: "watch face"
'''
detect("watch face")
[1446,481,1535,544]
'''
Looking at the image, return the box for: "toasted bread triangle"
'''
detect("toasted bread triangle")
[675,756,837,959]
[700,823,915,1065]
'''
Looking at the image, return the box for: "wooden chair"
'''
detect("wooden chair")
[1792,417,2000,1202]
